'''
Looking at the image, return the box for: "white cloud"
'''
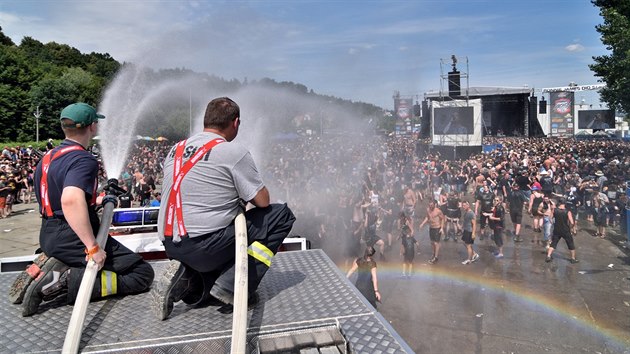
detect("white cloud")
[565,43,585,52]
[399,46,408,51]
[0,10,45,43]
[0,11,22,25]
[348,48,358,55]
[2,1,193,61]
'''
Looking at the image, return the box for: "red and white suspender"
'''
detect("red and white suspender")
[40,145,86,217]
[164,138,225,237]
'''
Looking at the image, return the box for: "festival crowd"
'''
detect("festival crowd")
[261,135,630,266]
[0,143,44,218]
[0,141,170,219]
[4,134,630,266]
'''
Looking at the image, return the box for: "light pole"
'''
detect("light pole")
[33,105,42,143]
[320,114,323,136]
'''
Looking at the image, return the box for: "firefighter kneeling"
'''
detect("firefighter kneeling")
[152,97,295,319]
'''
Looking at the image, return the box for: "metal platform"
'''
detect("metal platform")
[0,250,412,353]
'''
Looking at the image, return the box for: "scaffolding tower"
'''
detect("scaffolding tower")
[439,55,470,103]
[434,55,473,155]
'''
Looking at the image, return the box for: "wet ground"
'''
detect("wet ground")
[1,201,629,353]
[374,223,630,353]
[337,209,630,354]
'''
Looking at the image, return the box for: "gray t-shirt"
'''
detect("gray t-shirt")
[157,132,264,242]
[462,209,475,232]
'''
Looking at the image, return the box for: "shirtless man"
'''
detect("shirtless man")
[474,169,486,190]
[419,200,445,264]
[347,194,370,267]
[402,185,417,231]
[539,195,555,249]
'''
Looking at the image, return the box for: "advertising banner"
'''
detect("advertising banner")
[394,97,413,136]
[549,91,574,137]
[395,98,412,121]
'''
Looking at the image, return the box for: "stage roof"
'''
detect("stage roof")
[424,86,532,98]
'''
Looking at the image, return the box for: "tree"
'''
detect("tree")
[0,26,15,46]
[0,45,34,142]
[0,84,29,142]
[589,0,630,115]
[25,67,101,140]
[85,52,120,78]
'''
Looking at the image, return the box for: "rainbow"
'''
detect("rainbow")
[347,261,630,352]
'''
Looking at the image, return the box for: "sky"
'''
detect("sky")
[0,0,608,109]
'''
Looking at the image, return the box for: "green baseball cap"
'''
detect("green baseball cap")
[60,103,105,128]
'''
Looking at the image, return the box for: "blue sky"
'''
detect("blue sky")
[0,0,607,109]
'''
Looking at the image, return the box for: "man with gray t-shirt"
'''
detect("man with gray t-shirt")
[460,200,479,265]
[153,97,295,320]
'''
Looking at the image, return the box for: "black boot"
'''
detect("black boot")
[152,260,202,320]
[22,258,69,317]
[9,252,50,305]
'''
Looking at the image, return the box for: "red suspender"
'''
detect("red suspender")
[40,145,85,217]
[164,138,225,237]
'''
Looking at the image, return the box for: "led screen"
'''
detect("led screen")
[578,110,615,129]
[433,106,473,135]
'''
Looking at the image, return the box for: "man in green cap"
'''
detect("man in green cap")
[9,102,154,316]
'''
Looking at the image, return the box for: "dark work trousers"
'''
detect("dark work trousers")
[163,203,296,294]
[492,227,504,248]
[39,218,155,304]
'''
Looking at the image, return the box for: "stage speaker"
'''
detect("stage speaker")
[529,96,537,114]
[413,103,421,117]
[421,101,430,138]
[539,99,547,114]
[528,98,537,119]
[448,70,461,97]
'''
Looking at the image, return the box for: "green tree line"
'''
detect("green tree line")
[0,27,120,143]
[0,27,386,143]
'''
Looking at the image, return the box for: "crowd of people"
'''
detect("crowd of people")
[260,135,630,269]
[103,142,171,208]
[0,140,170,219]
[0,143,46,218]
[5,134,629,267]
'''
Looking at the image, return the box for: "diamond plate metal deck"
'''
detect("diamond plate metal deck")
[0,250,412,354]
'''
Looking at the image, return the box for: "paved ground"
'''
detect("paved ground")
[373,221,630,354]
[1,201,629,353]
[0,202,41,258]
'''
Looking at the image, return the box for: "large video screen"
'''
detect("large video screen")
[578,110,615,129]
[433,106,474,135]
